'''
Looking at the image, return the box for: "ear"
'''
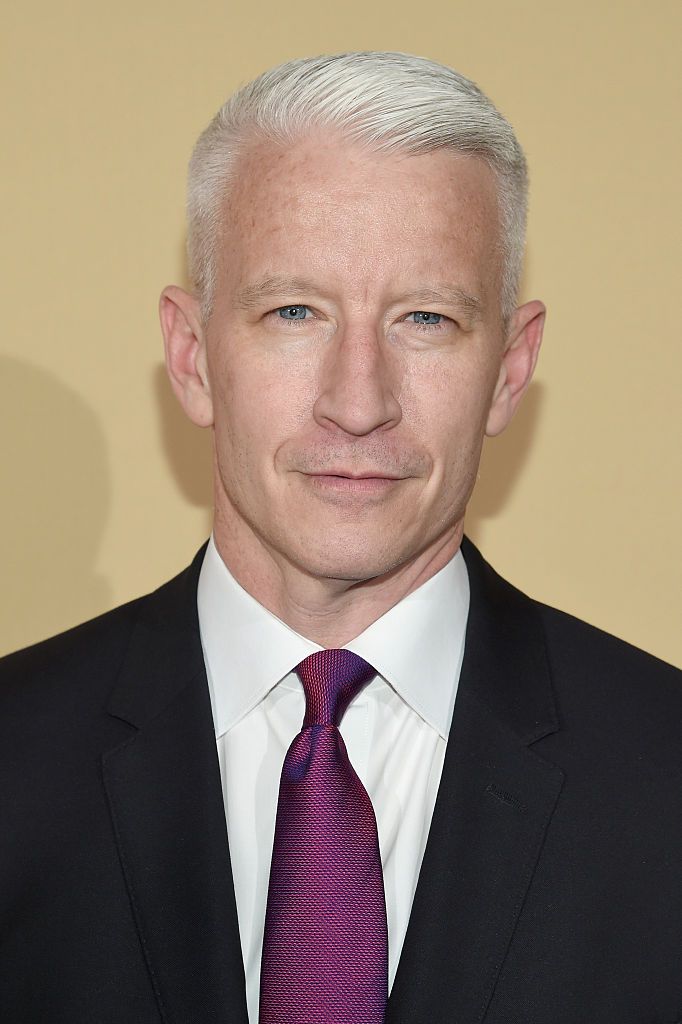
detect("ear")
[485,299,546,437]
[159,285,214,428]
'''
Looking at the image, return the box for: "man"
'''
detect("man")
[1,51,681,1024]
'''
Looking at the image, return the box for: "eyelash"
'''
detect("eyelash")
[273,306,450,331]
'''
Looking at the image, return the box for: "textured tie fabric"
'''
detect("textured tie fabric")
[259,649,389,1024]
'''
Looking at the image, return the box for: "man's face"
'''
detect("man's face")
[193,135,522,584]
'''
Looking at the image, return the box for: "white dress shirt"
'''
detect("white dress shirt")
[197,536,470,1024]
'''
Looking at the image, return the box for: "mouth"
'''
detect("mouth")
[302,472,405,495]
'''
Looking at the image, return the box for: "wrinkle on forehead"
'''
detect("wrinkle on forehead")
[215,133,503,319]
[225,131,500,231]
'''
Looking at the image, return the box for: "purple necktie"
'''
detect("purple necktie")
[259,649,389,1024]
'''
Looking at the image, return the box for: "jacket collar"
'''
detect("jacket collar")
[458,535,559,745]
[105,542,208,729]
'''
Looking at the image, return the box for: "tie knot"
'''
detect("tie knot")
[295,649,375,727]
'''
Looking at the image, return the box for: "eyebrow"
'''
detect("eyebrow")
[400,287,483,318]
[236,276,322,311]
[235,275,483,318]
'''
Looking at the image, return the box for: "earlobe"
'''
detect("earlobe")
[485,299,545,437]
[159,285,214,428]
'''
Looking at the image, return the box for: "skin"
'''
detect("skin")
[160,132,545,646]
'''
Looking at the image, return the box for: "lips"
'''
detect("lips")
[306,471,403,480]
[301,472,405,498]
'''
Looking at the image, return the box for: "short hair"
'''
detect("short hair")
[187,51,528,320]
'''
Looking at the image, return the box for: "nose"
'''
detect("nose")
[312,324,402,437]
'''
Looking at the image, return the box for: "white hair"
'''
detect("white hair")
[187,52,528,319]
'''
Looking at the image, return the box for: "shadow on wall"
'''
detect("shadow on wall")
[466,381,545,546]
[1,356,112,656]
[154,363,213,512]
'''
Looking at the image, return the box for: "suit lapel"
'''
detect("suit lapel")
[387,538,565,1024]
[102,548,249,1023]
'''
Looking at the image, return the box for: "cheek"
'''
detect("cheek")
[209,344,315,470]
[402,354,494,451]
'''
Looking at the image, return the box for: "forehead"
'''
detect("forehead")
[218,133,502,302]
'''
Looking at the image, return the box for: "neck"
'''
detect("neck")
[211,511,464,648]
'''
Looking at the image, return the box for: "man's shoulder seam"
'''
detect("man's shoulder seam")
[535,599,681,677]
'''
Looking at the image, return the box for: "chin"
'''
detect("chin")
[290,538,411,585]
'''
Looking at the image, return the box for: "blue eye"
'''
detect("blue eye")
[278,305,310,320]
[410,311,442,325]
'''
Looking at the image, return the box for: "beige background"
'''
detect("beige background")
[2,0,680,665]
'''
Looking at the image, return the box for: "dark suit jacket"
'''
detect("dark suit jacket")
[1,538,681,1023]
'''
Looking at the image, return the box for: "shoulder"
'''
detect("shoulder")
[463,533,679,682]
[0,545,206,715]
[537,598,679,685]
[462,535,682,759]
[536,600,682,761]
[0,596,146,714]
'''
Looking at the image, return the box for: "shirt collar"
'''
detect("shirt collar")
[197,535,469,740]
[345,551,469,738]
